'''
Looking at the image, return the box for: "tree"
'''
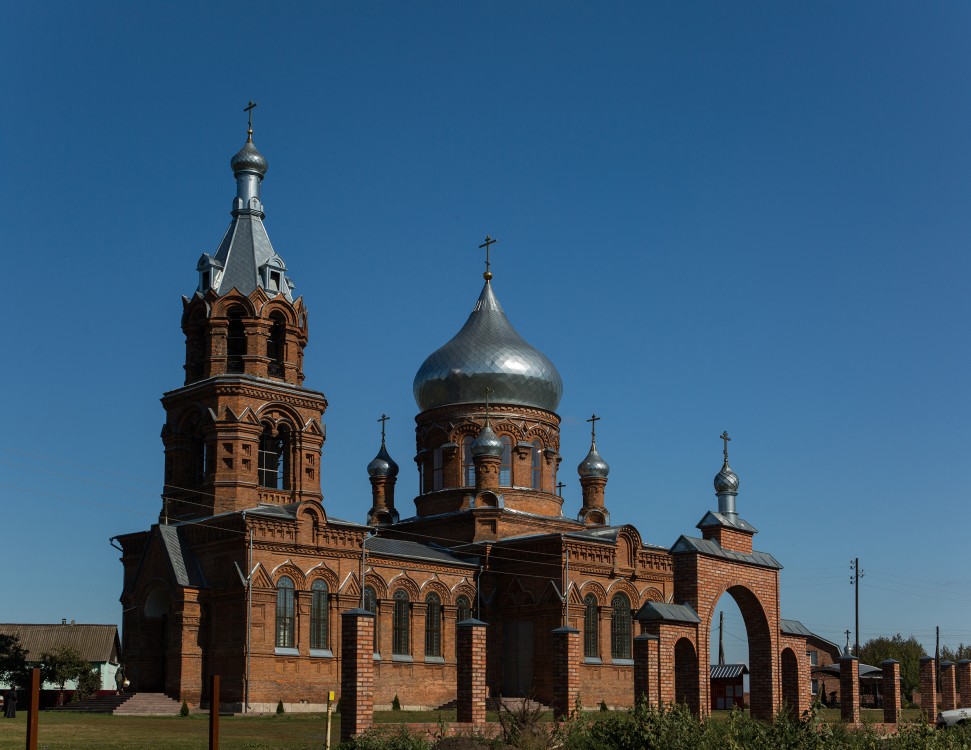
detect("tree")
[39,647,94,706]
[858,634,925,701]
[940,644,971,663]
[0,634,30,691]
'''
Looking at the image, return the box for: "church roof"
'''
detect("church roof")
[413,280,563,412]
[635,601,702,624]
[670,535,782,569]
[365,536,478,567]
[158,524,208,588]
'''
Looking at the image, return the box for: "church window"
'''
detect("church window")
[259,424,291,490]
[275,576,295,648]
[363,585,378,653]
[432,447,443,491]
[227,307,246,373]
[462,437,475,487]
[610,593,632,660]
[425,592,442,657]
[267,313,286,378]
[584,594,599,658]
[201,270,210,291]
[499,436,512,486]
[531,439,543,490]
[456,594,471,624]
[393,590,410,655]
[310,579,329,650]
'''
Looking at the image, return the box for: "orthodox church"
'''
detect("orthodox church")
[114,117,809,716]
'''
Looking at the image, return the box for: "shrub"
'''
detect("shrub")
[276,699,285,714]
[338,725,431,750]
[391,694,401,711]
[179,700,189,717]
[599,700,608,712]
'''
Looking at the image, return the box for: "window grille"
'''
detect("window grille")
[462,437,475,487]
[275,576,295,648]
[584,594,599,658]
[310,579,328,650]
[227,308,246,372]
[392,590,410,655]
[531,439,543,490]
[611,593,632,660]
[363,586,378,652]
[425,593,442,657]
[499,437,512,486]
[456,595,471,624]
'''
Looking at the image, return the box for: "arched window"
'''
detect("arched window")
[432,447,443,491]
[266,313,286,378]
[499,436,512,487]
[584,594,599,658]
[531,439,543,490]
[462,437,475,487]
[425,592,442,657]
[275,576,295,648]
[456,594,472,624]
[259,424,290,490]
[611,593,632,660]
[227,307,246,372]
[363,585,378,653]
[392,590,410,655]
[310,579,329,650]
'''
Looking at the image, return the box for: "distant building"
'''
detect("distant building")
[710,663,749,710]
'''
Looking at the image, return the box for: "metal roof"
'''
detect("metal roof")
[780,619,841,654]
[158,525,207,588]
[635,601,701,624]
[413,280,563,412]
[710,663,749,679]
[365,537,478,568]
[0,624,120,663]
[669,535,782,570]
[695,511,757,534]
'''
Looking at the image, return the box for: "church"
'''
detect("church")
[114,115,813,718]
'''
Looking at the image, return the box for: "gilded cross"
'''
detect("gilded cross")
[587,414,601,441]
[244,100,258,138]
[720,430,731,462]
[478,235,497,280]
[378,414,390,441]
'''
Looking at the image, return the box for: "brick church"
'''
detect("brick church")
[114,118,814,717]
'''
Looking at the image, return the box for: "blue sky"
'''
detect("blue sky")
[2,2,969,665]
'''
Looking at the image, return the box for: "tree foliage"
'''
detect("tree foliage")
[39,646,95,704]
[940,643,971,663]
[0,634,30,691]
[858,634,925,701]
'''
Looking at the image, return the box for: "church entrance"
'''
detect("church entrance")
[501,621,534,697]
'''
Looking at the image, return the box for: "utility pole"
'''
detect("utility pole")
[936,626,941,692]
[718,611,725,665]
[849,558,864,655]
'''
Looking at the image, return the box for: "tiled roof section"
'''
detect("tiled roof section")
[710,663,749,679]
[781,618,841,653]
[365,537,478,568]
[669,535,782,570]
[158,525,207,588]
[0,624,120,663]
[695,511,758,533]
[634,601,701,624]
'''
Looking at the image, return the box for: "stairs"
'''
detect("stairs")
[47,692,183,715]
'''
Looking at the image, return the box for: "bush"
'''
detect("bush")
[179,700,189,717]
[599,700,608,712]
[338,725,431,750]
[276,699,285,714]
[391,694,401,711]
[72,669,101,702]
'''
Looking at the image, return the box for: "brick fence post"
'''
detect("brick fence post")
[633,634,658,707]
[919,656,937,723]
[839,655,859,724]
[958,660,971,708]
[940,661,956,712]
[551,627,580,720]
[340,609,375,742]
[456,618,487,725]
[881,659,900,724]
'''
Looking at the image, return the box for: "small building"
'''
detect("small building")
[0,622,122,706]
[781,619,842,704]
[710,663,749,710]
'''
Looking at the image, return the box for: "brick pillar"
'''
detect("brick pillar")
[456,619,487,725]
[881,659,901,724]
[340,609,375,742]
[919,656,937,722]
[940,661,957,712]
[551,627,580,720]
[958,660,971,708]
[634,634,658,706]
[839,656,859,724]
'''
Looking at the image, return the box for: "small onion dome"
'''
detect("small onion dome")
[714,461,739,494]
[367,442,399,478]
[471,422,503,458]
[231,139,268,177]
[578,442,609,478]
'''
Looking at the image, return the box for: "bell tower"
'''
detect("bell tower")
[160,109,328,520]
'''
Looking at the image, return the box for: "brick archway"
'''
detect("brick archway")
[674,637,700,714]
[780,647,800,716]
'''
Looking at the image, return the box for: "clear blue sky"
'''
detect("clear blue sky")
[2,2,969,664]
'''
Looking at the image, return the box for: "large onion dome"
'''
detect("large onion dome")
[413,281,563,412]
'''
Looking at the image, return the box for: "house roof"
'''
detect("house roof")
[0,624,120,663]
[780,618,842,655]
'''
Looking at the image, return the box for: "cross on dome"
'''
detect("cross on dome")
[478,235,497,280]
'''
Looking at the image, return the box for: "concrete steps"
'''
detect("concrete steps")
[47,692,182,715]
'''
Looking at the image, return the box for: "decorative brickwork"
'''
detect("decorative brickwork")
[959,660,971,708]
[839,656,859,724]
[940,661,956,712]
[340,610,375,741]
[551,627,579,719]
[633,634,658,706]
[456,619,487,724]
[881,660,901,724]
[919,657,937,722]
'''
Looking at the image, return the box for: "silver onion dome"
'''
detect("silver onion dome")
[471,421,503,458]
[231,139,268,177]
[413,281,563,412]
[367,441,399,478]
[578,442,610,478]
[714,461,739,494]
